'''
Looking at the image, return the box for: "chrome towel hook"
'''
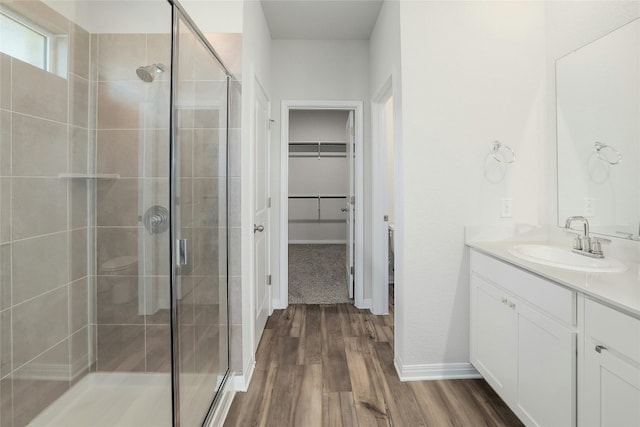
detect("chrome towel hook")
[594,141,622,165]
[491,141,516,164]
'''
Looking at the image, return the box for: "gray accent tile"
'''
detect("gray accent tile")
[11,178,68,240]
[12,287,68,367]
[97,34,146,82]
[70,229,88,282]
[70,277,88,334]
[0,309,11,378]
[0,243,10,310]
[11,113,67,177]
[96,276,143,325]
[146,325,170,372]
[12,340,70,427]
[12,233,68,304]
[96,179,140,227]
[96,324,144,372]
[12,60,68,122]
[96,130,140,177]
[70,327,89,383]
[96,81,144,130]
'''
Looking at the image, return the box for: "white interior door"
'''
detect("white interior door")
[346,111,355,298]
[254,83,270,350]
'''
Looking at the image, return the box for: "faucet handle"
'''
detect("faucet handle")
[591,236,611,244]
[572,236,582,250]
[590,237,609,257]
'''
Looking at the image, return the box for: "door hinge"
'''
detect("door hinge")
[350,127,355,138]
[268,274,272,285]
[267,197,271,208]
[268,119,275,129]
[350,196,355,205]
[350,266,354,275]
[384,215,389,222]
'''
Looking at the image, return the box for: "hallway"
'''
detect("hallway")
[224,304,522,426]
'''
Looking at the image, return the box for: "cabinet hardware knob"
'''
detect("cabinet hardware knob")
[595,345,607,353]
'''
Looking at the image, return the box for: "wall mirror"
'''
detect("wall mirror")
[556,17,640,239]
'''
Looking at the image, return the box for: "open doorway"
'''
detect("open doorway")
[279,101,364,308]
[288,110,353,303]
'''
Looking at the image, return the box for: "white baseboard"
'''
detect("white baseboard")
[233,359,256,392]
[288,240,347,244]
[394,355,481,381]
[272,298,286,310]
[206,374,235,427]
[358,298,372,310]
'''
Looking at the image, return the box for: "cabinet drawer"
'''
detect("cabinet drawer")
[471,250,576,325]
[585,298,640,364]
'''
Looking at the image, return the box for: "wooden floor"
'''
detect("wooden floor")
[224,295,523,426]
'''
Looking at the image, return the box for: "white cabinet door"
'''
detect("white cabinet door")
[583,340,640,427]
[471,276,518,398]
[471,267,577,427]
[516,303,576,427]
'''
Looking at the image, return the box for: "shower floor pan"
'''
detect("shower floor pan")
[28,373,172,427]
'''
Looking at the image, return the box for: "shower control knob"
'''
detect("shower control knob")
[254,224,264,233]
[143,205,169,234]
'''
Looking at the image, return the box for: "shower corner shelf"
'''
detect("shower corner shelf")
[58,173,121,180]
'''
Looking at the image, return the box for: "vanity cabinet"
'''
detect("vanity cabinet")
[582,299,640,427]
[470,250,577,427]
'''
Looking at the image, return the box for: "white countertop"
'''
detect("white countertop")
[467,240,640,319]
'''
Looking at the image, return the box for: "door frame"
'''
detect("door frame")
[279,100,365,309]
[371,78,399,315]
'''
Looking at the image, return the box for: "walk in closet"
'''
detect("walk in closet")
[287,110,352,304]
[288,110,350,243]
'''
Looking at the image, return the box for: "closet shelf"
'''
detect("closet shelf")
[288,194,349,223]
[289,141,347,158]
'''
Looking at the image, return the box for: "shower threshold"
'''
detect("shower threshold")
[28,373,172,427]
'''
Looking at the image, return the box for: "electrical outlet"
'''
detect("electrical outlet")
[500,198,513,218]
[584,198,595,217]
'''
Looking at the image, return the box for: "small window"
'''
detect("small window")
[0,10,49,70]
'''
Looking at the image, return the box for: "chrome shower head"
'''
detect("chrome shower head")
[136,63,166,82]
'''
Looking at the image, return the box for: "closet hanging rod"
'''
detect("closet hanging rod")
[288,219,347,224]
[289,141,347,144]
[288,154,347,158]
[288,195,347,199]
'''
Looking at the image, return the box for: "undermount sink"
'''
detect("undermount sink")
[507,244,628,273]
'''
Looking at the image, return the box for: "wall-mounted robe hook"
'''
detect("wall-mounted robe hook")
[491,141,516,164]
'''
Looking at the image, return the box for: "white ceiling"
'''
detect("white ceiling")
[261,0,384,40]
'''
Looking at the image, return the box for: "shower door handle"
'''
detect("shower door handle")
[176,239,187,266]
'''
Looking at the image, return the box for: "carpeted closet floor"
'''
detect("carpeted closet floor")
[288,244,352,304]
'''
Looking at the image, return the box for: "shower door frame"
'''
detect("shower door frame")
[168,1,234,425]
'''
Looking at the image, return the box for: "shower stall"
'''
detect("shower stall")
[0,0,236,425]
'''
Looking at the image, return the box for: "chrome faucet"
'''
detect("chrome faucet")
[565,216,606,258]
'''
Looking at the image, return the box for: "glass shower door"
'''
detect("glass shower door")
[172,9,230,427]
